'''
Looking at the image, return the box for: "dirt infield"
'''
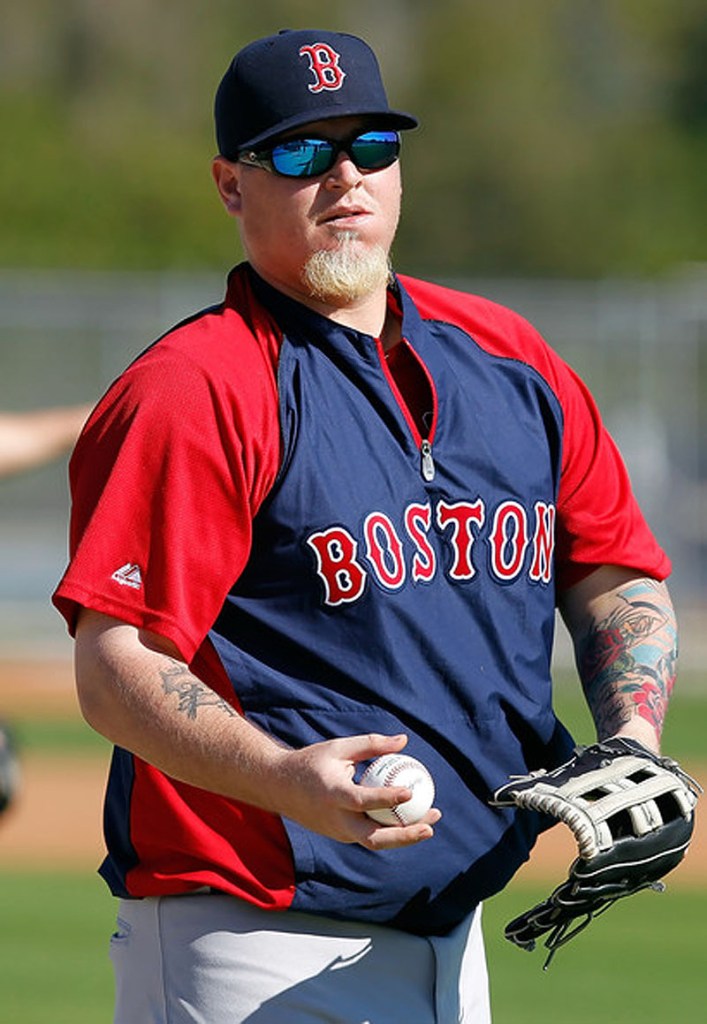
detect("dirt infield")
[1,658,704,882]
[0,658,105,869]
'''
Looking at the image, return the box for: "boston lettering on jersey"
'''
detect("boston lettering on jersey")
[307,496,556,606]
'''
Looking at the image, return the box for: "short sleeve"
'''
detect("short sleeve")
[53,328,281,661]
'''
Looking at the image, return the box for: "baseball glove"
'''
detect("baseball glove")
[492,736,701,968]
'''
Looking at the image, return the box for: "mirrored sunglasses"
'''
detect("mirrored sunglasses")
[238,130,401,178]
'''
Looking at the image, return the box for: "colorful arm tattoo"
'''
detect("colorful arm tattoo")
[159,660,237,721]
[577,579,677,740]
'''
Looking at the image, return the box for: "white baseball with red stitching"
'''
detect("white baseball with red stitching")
[360,753,435,826]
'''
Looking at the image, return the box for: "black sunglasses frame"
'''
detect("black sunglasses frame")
[238,130,401,179]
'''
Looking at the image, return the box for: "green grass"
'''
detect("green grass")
[0,872,114,1024]
[485,884,707,1023]
[9,715,111,757]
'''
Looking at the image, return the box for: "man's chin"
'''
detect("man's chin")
[302,241,392,305]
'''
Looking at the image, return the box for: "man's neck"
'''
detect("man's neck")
[251,267,401,347]
[320,293,402,351]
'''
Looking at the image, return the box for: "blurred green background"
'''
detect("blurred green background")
[1,0,705,277]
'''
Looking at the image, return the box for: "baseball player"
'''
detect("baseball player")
[53,29,685,1023]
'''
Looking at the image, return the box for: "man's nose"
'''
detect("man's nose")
[324,151,363,189]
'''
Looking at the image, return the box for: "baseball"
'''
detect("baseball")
[360,753,435,826]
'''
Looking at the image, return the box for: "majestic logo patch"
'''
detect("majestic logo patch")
[299,43,346,93]
[111,562,143,590]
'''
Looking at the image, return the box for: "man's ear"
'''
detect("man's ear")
[212,157,242,215]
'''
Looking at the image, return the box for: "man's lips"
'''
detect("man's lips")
[320,206,371,224]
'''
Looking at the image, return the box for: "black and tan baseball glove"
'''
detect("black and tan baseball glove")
[492,736,701,968]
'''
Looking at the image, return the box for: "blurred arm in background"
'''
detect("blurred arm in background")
[0,404,91,479]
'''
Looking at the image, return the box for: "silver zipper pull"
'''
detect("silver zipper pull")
[420,439,435,481]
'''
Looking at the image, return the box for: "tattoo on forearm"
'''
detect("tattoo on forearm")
[578,579,677,739]
[159,661,237,721]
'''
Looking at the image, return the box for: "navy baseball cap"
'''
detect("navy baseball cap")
[215,29,418,158]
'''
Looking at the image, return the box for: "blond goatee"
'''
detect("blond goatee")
[302,233,392,305]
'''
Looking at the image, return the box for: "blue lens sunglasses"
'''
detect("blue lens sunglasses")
[238,129,401,179]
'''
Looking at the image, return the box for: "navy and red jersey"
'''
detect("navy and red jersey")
[53,264,670,936]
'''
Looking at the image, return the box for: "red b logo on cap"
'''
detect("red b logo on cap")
[299,44,346,93]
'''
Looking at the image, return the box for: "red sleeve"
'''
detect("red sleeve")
[53,311,282,661]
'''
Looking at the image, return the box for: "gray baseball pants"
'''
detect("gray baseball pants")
[109,892,491,1023]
